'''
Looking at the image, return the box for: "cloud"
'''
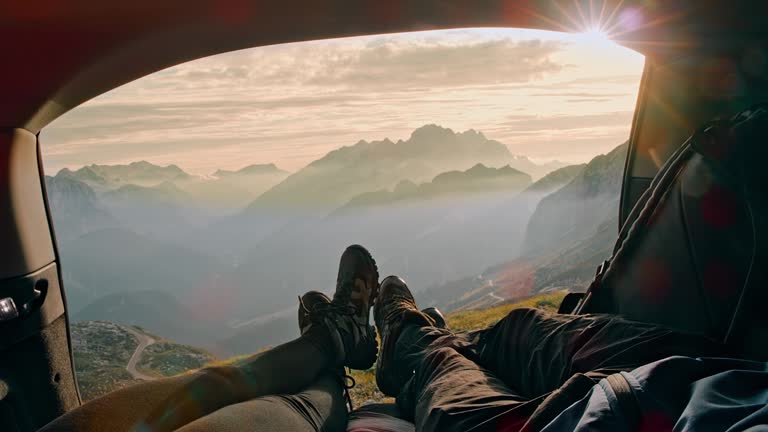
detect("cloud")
[306,39,566,89]
[125,35,567,95]
[530,92,629,97]
[567,98,612,103]
[501,111,634,131]
[563,75,641,85]
[42,29,644,174]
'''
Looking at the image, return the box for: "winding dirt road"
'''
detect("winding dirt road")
[124,326,157,381]
[486,280,505,303]
[488,292,505,302]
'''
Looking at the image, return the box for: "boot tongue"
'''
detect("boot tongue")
[298,292,332,327]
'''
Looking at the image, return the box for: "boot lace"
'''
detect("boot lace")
[339,369,356,411]
[299,296,356,318]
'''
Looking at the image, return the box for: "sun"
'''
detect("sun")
[584,26,609,40]
[573,25,612,45]
[538,0,655,46]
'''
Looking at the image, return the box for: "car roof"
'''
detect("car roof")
[1,0,763,132]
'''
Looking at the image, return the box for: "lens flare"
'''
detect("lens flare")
[532,0,684,50]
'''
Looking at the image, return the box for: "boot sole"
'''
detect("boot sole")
[344,244,379,370]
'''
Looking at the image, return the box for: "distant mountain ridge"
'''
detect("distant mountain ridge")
[507,156,568,181]
[187,164,290,211]
[523,142,627,256]
[419,142,628,312]
[55,126,563,215]
[60,161,192,191]
[432,163,531,190]
[523,164,587,194]
[246,125,561,212]
[213,163,287,178]
[44,174,118,240]
[102,181,190,205]
[58,159,291,216]
[338,163,532,211]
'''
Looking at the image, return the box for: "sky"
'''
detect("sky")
[42,28,644,175]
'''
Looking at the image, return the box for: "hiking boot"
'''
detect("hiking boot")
[333,244,380,369]
[374,275,435,396]
[298,290,358,410]
[334,245,379,328]
[301,245,379,369]
[298,290,332,335]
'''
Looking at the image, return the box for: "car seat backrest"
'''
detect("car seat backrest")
[580,105,768,361]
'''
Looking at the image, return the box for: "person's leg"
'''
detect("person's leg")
[374,278,722,432]
[398,333,544,432]
[374,277,539,432]
[467,307,724,430]
[176,374,348,432]
[42,245,381,432]
[474,307,723,399]
[40,332,338,432]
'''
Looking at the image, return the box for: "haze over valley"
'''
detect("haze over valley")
[47,124,626,355]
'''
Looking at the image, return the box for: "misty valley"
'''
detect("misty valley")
[47,124,627,356]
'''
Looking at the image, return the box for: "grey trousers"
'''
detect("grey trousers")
[390,308,721,432]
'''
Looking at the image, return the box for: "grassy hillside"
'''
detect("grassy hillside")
[72,321,142,401]
[445,291,565,332]
[71,321,138,400]
[72,321,217,400]
[137,341,215,377]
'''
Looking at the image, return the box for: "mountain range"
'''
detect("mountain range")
[59,161,191,192]
[419,143,628,312]
[186,164,289,210]
[247,125,562,211]
[522,142,627,256]
[57,161,290,217]
[337,163,532,211]
[45,174,118,241]
[47,124,620,355]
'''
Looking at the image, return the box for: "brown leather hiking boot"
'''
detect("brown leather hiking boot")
[300,245,379,370]
[374,275,435,396]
